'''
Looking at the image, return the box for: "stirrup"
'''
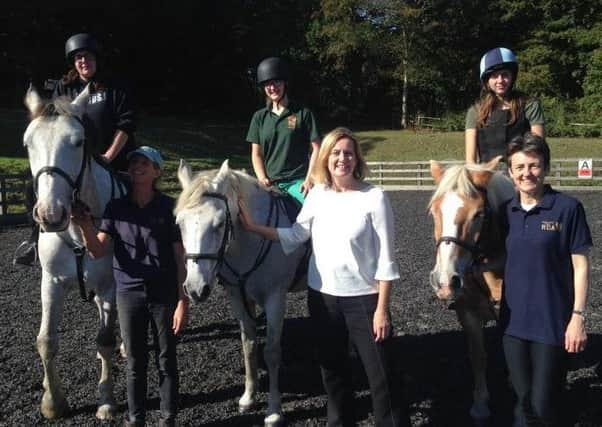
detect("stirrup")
[13,240,38,266]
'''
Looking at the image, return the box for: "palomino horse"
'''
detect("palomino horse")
[428,157,514,421]
[24,87,125,420]
[175,160,306,426]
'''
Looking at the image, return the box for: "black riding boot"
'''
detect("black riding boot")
[13,224,39,266]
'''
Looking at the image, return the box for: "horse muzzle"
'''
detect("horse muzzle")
[430,270,463,302]
[184,282,211,304]
[33,204,69,232]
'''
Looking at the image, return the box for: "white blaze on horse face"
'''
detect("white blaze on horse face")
[26,116,85,230]
[437,192,465,281]
[179,202,225,296]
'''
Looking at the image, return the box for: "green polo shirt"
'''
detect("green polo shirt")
[246,102,320,182]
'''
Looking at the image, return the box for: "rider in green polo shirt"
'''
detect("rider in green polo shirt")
[246,57,321,204]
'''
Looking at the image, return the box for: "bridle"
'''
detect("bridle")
[184,192,234,274]
[32,115,88,204]
[183,189,279,319]
[434,186,490,265]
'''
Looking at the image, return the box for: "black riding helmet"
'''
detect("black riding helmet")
[256,57,289,86]
[65,33,99,61]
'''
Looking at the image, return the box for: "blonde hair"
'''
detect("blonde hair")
[311,127,369,186]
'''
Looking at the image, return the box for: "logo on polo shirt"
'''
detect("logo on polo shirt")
[541,221,562,231]
[287,115,297,129]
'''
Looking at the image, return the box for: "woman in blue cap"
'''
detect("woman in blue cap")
[465,47,545,164]
[72,146,189,427]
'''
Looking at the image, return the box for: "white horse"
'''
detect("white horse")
[24,86,125,420]
[175,159,306,426]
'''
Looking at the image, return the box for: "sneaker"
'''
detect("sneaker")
[13,240,37,266]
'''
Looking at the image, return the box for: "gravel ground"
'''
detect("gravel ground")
[1,191,600,427]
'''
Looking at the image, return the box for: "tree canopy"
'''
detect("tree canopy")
[1,0,600,135]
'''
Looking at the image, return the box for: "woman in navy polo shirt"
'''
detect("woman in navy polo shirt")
[501,133,592,426]
[72,146,189,427]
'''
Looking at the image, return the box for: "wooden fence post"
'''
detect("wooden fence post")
[0,176,7,215]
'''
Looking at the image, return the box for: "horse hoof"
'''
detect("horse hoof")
[239,402,254,414]
[264,412,284,427]
[119,342,127,359]
[96,403,116,420]
[40,395,69,419]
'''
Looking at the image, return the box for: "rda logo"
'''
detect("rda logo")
[541,221,562,232]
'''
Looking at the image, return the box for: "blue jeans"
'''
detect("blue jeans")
[307,288,409,427]
[117,288,178,424]
[503,334,567,427]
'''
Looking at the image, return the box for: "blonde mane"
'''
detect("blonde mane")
[429,163,513,214]
[175,167,263,214]
[32,96,80,120]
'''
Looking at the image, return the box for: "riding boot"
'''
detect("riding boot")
[13,224,39,266]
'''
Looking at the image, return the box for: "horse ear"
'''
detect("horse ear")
[24,84,44,117]
[71,84,90,114]
[484,155,502,171]
[430,160,445,184]
[213,159,230,185]
[178,159,193,189]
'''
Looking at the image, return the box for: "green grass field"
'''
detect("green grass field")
[2,108,601,175]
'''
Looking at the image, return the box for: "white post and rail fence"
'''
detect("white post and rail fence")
[1,158,601,225]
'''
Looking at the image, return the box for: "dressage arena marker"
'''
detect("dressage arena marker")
[578,159,593,179]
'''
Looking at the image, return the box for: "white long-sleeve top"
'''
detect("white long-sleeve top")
[277,183,400,296]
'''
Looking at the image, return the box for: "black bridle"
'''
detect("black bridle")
[32,116,88,204]
[183,190,279,319]
[184,192,234,272]
[434,186,490,265]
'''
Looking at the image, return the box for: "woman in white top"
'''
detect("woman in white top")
[239,127,409,426]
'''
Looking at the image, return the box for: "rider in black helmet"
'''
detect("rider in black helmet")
[465,47,545,164]
[13,33,137,266]
[246,56,321,205]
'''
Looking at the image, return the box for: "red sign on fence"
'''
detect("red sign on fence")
[578,159,593,179]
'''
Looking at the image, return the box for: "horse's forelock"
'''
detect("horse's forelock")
[32,97,79,120]
[429,163,511,216]
[430,165,479,209]
[174,168,260,215]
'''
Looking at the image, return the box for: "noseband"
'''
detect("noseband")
[184,192,234,270]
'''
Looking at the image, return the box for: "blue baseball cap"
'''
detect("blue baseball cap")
[127,146,164,169]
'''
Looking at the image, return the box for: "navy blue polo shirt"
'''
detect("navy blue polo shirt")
[100,192,182,302]
[500,186,592,346]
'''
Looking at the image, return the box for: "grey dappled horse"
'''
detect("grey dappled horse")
[175,160,306,426]
[429,157,514,422]
[24,87,125,420]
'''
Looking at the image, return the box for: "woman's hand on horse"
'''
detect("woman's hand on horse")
[71,200,92,227]
[238,200,255,231]
[373,308,391,342]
